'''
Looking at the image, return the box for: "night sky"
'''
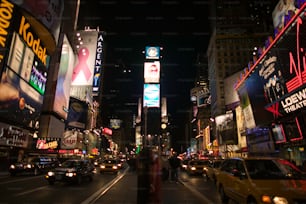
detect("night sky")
[77,0,212,151]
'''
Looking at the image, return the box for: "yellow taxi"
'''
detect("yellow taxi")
[215,157,306,204]
[99,159,120,174]
[186,159,210,175]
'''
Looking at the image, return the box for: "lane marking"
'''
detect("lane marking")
[16,186,49,196]
[179,178,215,204]
[80,167,129,204]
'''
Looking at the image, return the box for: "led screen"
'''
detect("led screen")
[144,61,160,83]
[143,84,160,108]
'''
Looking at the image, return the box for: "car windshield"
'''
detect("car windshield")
[61,160,80,168]
[104,160,117,164]
[190,160,209,165]
[245,159,306,180]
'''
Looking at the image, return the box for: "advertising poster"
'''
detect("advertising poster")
[143,84,160,108]
[11,0,64,45]
[0,6,53,130]
[0,122,30,148]
[215,111,238,145]
[53,35,75,119]
[236,7,306,124]
[145,46,161,60]
[66,97,88,130]
[70,30,100,102]
[144,61,160,83]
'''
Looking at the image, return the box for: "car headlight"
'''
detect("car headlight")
[66,172,76,177]
[9,165,15,169]
[100,165,106,169]
[26,164,32,169]
[47,171,55,176]
[272,196,288,204]
[261,195,288,204]
[191,166,196,170]
[112,166,118,169]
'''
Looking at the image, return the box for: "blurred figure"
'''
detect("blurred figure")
[160,155,170,181]
[149,150,161,204]
[302,160,306,172]
[136,147,151,204]
[168,152,181,182]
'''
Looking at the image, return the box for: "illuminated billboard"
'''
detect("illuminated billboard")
[70,30,103,102]
[143,84,160,108]
[53,35,75,119]
[145,46,161,59]
[0,5,53,129]
[66,97,88,130]
[92,32,104,96]
[11,0,64,45]
[144,61,160,83]
[215,111,238,145]
[236,5,306,125]
[71,31,99,86]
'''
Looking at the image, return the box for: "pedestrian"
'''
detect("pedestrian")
[168,152,181,182]
[160,155,170,181]
[149,150,162,204]
[136,147,151,204]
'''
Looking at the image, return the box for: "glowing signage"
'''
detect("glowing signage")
[145,46,160,59]
[143,84,160,108]
[92,32,104,96]
[144,61,160,83]
[102,127,112,135]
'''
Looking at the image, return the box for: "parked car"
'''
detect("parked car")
[45,159,95,185]
[203,159,224,183]
[216,157,306,204]
[99,159,121,174]
[9,156,60,176]
[186,159,210,175]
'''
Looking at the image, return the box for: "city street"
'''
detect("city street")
[0,164,223,204]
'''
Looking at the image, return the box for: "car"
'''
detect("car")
[45,159,95,185]
[215,157,306,204]
[203,159,224,183]
[180,159,190,171]
[186,159,210,175]
[9,156,60,176]
[99,159,121,174]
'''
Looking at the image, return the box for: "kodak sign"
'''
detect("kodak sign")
[18,16,48,66]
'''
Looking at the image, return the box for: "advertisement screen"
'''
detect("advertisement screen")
[66,97,88,130]
[237,6,306,122]
[0,30,49,129]
[53,35,75,119]
[145,46,161,59]
[144,61,160,83]
[71,31,99,86]
[11,0,64,45]
[143,84,160,108]
[215,111,238,145]
[271,123,286,143]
